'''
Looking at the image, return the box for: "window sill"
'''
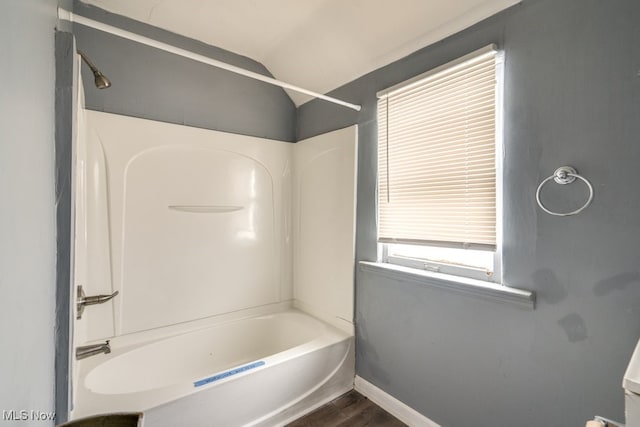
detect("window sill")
[359,261,535,309]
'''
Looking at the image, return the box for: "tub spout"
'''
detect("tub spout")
[76,341,110,360]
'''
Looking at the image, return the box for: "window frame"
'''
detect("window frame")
[377,45,505,284]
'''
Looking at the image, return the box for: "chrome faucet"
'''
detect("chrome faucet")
[76,340,111,360]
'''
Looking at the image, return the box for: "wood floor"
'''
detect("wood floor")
[286,390,407,427]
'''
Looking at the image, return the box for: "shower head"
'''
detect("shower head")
[78,50,111,89]
[92,72,111,90]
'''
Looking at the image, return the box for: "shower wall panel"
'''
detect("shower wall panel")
[78,111,357,342]
[80,111,292,338]
[293,126,358,333]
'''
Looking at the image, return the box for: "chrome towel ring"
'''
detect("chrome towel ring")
[536,166,594,216]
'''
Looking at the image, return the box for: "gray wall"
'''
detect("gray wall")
[297,0,640,425]
[0,1,59,425]
[72,2,296,142]
[54,30,75,424]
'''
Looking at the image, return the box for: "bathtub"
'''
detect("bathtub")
[72,310,354,426]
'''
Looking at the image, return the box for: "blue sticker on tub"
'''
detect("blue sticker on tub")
[193,361,266,387]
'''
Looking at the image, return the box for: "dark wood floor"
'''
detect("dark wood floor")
[286,390,407,427]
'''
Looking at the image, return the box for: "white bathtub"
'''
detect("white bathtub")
[72,310,354,426]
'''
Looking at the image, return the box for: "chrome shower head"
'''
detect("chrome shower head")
[78,50,111,89]
[92,71,111,90]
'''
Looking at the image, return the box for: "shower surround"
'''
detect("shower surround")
[71,110,357,425]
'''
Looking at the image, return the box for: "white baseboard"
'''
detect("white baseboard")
[354,376,441,427]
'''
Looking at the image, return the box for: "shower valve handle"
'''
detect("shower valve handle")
[76,285,119,320]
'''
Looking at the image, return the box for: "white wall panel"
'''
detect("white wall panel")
[81,111,292,337]
[293,126,357,333]
[77,112,356,340]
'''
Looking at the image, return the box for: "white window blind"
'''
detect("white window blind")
[377,46,499,250]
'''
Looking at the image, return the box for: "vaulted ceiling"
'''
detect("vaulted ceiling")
[80,0,520,105]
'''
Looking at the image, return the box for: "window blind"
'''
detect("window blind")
[377,46,498,250]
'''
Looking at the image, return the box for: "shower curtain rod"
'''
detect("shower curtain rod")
[58,8,362,112]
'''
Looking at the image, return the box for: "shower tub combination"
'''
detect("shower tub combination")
[71,111,357,425]
[73,310,353,426]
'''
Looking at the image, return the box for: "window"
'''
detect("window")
[377,45,503,282]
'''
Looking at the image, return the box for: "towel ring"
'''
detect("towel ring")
[536,166,594,216]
